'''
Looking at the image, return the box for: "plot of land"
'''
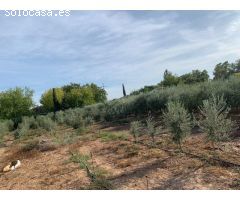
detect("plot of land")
[0,123,240,190]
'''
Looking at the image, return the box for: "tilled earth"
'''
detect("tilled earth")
[0,124,240,190]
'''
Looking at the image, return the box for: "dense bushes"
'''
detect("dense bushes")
[79,77,240,121]
[0,87,34,127]
[0,120,14,142]
[15,115,56,138]
[39,77,240,126]
[40,83,107,112]
[198,95,235,144]
[36,116,56,131]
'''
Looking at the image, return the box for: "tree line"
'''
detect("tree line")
[0,58,239,127]
[0,83,107,127]
[130,59,240,95]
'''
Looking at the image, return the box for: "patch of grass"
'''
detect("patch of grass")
[51,132,76,146]
[75,126,89,136]
[69,152,113,190]
[70,152,90,169]
[99,131,129,142]
[87,177,114,190]
[92,166,110,178]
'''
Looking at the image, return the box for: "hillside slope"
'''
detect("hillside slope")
[0,123,240,190]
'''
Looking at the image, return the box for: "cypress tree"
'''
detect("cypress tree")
[122,83,126,97]
[52,88,61,119]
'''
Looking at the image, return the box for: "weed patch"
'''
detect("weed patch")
[99,131,129,142]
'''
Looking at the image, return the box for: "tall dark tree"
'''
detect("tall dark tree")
[122,84,126,97]
[52,88,61,118]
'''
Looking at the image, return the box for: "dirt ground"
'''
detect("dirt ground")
[0,123,240,190]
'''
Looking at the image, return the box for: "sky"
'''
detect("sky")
[0,10,240,104]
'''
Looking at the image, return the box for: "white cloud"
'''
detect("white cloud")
[0,11,240,102]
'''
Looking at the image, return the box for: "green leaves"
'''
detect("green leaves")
[198,95,235,143]
[163,101,192,148]
[40,83,107,112]
[0,87,34,126]
[146,114,157,143]
[130,121,142,143]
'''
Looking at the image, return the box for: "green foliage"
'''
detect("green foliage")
[15,123,30,139]
[0,120,13,144]
[36,116,56,131]
[22,116,38,129]
[197,95,234,143]
[130,85,156,96]
[88,83,107,103]
[40,88,64,112]
[101,76,240,121]
[88,177,113,190]
[40,83,107,112]
[70,152,90,169]
[84,116,94,126]
[160,70,179,87]
[180,70,209,84]
[99,131,129,142]
[0,87,34,126]
[213,61,234,80]
[0,120,14,134]
[70,152,113,190]
[146,114,157,143]
[55,111,65,124]
[63,109,85,129]
[233,59,240,73]
[130,121,142,143]
[163,101,192,150]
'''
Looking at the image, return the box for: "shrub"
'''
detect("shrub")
[22,116,38,129]
[130,121,142,143]
[163,101,192,151]
[55,111,65,124]
[84,116,94,126]
[146,114,158,144]
[0,121,9,144]
[63,109,85,129]
[70,152,90,169]
[36,116,56,131]
[70,152,113,190]
[7,119,14,131]
[92,77,240,121]
[15,124,29,139]
[197,95,235,145]
[0,87,34,127]
[0,120,14,134]
[99,131,129,142]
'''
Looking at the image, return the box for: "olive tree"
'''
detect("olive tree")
[146,114,158,144]
[130,121,142,143]
[197,95,234,148]
[163,101,192,151]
